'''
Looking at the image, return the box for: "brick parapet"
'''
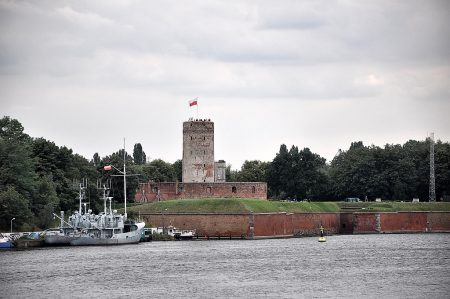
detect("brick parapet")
[135,181,267,202]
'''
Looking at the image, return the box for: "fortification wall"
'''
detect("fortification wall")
[339,213,354,234]
[427,212,450,232]
[353,213,379,234]
[380,212,427,233]
[289,213,340,236]
[135,182,267,202]
[142,213,250,238]
[140,211,450,239]
[252,213,291,237]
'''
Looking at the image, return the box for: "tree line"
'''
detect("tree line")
[0,116,182,231]
[1,116,449,230]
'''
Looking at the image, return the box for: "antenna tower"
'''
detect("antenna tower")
[429,132,436,202]
[79,178,88,214]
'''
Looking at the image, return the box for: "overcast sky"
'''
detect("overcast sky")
[1,0,449,169]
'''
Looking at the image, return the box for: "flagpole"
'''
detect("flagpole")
[189,97,199,119]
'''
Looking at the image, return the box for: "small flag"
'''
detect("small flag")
[104,165,112,171]
[189,99,198,107]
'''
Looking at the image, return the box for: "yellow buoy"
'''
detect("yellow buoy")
[318,225,326,242]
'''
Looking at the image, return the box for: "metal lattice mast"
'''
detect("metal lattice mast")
[429,132,436,202]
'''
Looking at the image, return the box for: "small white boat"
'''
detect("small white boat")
[0,233,15,248]
[151,226,196,240]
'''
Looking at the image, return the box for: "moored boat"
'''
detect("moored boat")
[70,221,145,246]
[44,180,93,246]
[0,233,15,248]
[69,140,145,246]
[150,226,196,240]
[46,139,145,246]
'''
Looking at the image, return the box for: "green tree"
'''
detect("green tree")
[435,141,450,200]
[0,116,37,201]
[33,176,59,229]
[133,143,146,165]
[173,159,182,182]
[267,144,329,200]
[267,144,290,198]
[32,138,79,212]
[225,164,239,182]
[237,160,269,182]
[92,153,100,166]
[142,159,176,182]
[0,186,33,229]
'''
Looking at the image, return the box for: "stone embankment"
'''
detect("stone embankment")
[142,211,450,239]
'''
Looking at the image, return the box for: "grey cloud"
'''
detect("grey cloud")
[1,0,449,167]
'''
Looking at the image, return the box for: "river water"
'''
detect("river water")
[1,234,449,298]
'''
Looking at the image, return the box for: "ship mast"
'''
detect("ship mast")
[78,178,87,214]
[123,137,127,219]
[105,138,140,221]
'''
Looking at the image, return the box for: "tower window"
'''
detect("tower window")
[252,186,256,193]
[232,186,237,193]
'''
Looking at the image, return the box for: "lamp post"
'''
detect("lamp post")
[162,208,168,235]
[10,217,15,234]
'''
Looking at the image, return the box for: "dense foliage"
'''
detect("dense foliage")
[0,117,180,231]
[227,140,449,201]
[328,140,450,201]
[0,117,91,230]
[1,116,449,230]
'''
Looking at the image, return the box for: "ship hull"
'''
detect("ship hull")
[44,235,74,245]
[70,222,145,246]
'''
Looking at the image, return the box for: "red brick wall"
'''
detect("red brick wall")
[135,182,267,202]
[290,213,340,236]
[353,213,378,233]
[339,213,354,234]
[253,213,291,237]
[427,212,450,231]
[380,212,427,233]
[142,213,250,238]
[139,212,450,239]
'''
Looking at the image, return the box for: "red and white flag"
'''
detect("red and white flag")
[104,165,112,171]
[189,99,198,107]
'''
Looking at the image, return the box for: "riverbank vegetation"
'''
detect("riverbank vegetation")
[1,116,450,231]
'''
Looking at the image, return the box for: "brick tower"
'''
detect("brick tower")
[182,119,215,182]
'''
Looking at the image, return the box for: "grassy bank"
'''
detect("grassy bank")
[338,201,450,212]
[126,198,450,214]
